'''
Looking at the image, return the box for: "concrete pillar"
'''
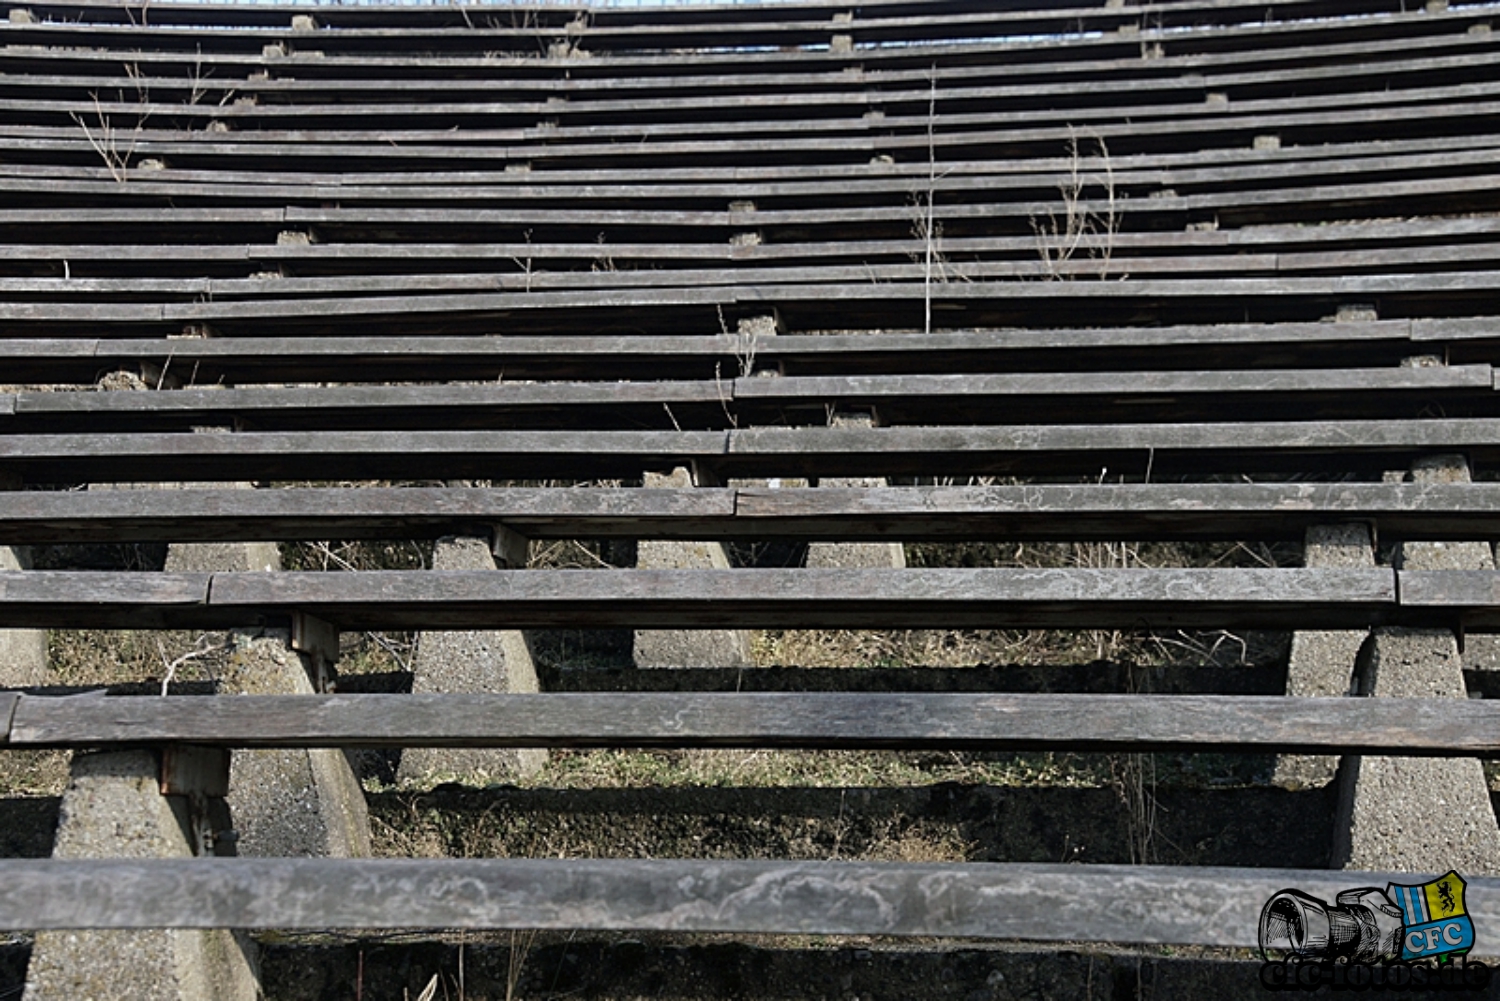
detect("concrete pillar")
[806,413,906,571]
[1399,454,1500,672]
[164,530,280,574]
[0,471,48,688]
[634,467,751,668]
[1331,454,1500,874]
[88,371,369,856]
[0,543,48,688]
[1332,628,1500,873]
[1272,524,1373,790]
[397,536,546,784]
[23,751,259,1000]
[218,629,371,858]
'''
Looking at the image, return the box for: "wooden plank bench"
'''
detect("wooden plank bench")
[12,564,1500,631]
[2,368,1493,430]
[1,858,1496,950]
[6,482,1500,545]
[3,0,1499,991]
[0,321,1460,382]
[4,690,1499,756]
[5,420,1500,481]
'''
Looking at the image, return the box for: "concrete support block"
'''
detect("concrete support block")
[634,468,751,668]
[807,414,906,571]
[398,536,546,784]
[0,544,48,687]
[1331,446,1500,871]
[1398,455,1494,569]
[218,630,371,858]
[1398,455,1499,672]
[23,751,259,1001]
[1272,523,1373,790]
[165,537,280,574]
[1332,628,1500,874]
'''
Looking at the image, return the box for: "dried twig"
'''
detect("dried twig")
[156,634,231,696]
[1030,128,1120,280]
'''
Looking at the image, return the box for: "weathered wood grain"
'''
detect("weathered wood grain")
[0,0,1414,36]
[6,368,1491,433]
[0,486,737,543]
[4,422,1499,481]
[6,483,1500,544]
[0,858,1496,949]
[0,567,1399,630]
[0,134,1496,206]
[7,692,1498,756]
[9,273,1500,331]
[1398,571,1500,629]
[0,321,1436,386]
[0,572,211,629]
[0,0,1453,57]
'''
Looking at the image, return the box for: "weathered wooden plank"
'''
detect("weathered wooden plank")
[19,233,1500,281]
[0,429,731,483]
[6,273,1500,332]
[1397,571,1500,629]
[6,88,1500,179]
[0,0,1454,43]
[729,483,1500,541]
[13,381,726,418]
[0,6,1479,100]
[0,858,1496,948]
[8,692,1499,756]
[1,214,1498,272]
[7,50,1490,132]
[5,483,1500,545]
[0,321,1435,385]
[0,93,1479,180]
[0,129,1492,195]
[8,368,1491,433]
[2,0,1408,31]
[11,91,1500,187]
[204,567,1400,630]
[228,567,1405,630]
[5,84,1495,172]
[0,572,211,629]
[0,567,1401,630]
[0,1,1447,55]
[0,277,1488,336]
[15,246,1500,297]
[5,421,1500,481]
[735,367,1496,399]
[8,236,1500,294]
[0,0,1414,38]
[0,487,739,544]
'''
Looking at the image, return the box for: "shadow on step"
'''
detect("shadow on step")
[370,783,1336,869]
[259,938,1274,1001]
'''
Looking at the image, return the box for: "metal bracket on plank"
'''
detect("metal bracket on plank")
[490,523,530,569]
[160,745,237,857]
[291,611,340,693]
[689,462,724,488]
[0,692,18,745]
[160,746,230,800]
